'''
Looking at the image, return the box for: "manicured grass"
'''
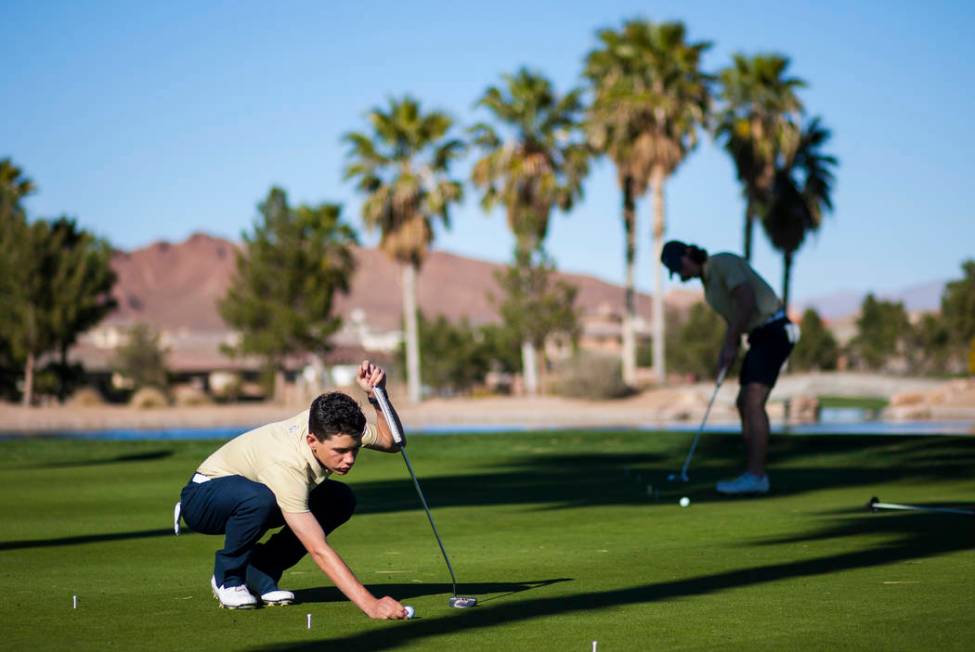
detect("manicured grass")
[1,431,973,651]
[817,395,889,410]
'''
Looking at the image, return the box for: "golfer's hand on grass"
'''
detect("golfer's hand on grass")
[365,595,409,620]
[357,360,386,398]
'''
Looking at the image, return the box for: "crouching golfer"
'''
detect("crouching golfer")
[662,241,797,495]
[176,360,410,618]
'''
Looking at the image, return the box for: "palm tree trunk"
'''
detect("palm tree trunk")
[782,250,793,315]
[22,351,35,407]
[651,166,667,385]
[621,176,637,386]
[743,199,754,262]
[403,262,422,403]
[59,343,69,403]
[521,340,538,396]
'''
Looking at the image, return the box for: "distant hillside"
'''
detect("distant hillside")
[799,280,946,320]
[103,232,700,333]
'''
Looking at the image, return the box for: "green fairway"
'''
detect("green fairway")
[1,431,973,651]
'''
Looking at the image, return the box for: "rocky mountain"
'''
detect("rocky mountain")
[102,232,699,334]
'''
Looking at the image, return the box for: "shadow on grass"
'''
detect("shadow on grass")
[250,511,974,651]
[0,528,174,551]
[351,435,975,513]
[36,449,175,468]
[293,578,570,605]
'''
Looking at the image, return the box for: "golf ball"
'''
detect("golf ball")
[679,497,690,507]
[404,605,415,619]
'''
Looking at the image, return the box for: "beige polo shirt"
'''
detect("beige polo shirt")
[702,253,782,333]
[197,410,378,513]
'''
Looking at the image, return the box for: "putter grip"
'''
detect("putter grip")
[372,387,405,446]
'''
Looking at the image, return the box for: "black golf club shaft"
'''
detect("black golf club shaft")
[372,387,459,596]
[673,367,727,481]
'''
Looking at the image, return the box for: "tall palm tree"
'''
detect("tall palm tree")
[762,117,837,311]
[716,54,805,261]
[469,68,589,395]
[344,97,464,403]
[584,19,711,385]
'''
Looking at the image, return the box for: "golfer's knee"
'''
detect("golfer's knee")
[241,484,278,518]
[742,386,769,412]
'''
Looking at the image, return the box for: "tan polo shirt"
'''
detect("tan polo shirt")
[197,410,378,513]
[702,253,782,332]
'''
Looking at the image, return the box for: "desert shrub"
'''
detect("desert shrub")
[129,386,169,409]
[67,386,106,407]
[551,353,632,399]
[173,384,213,407]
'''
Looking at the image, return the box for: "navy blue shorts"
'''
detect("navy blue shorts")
[740,318,795,387]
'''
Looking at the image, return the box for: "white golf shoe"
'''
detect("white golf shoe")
[716,472,770,495]
[210,576,258,609]
[257,588,295,606]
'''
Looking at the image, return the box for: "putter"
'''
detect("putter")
[668,367,727,483]
[372,386,478,609]
[867,496,975,517]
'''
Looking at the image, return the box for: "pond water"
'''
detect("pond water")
[2,412,973,441]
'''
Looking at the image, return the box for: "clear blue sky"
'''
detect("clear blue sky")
[3,0,973,304]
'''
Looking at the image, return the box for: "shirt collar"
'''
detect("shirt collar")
[297,411,330,481]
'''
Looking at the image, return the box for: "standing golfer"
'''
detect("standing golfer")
[661,241,797,495]
[176,360,410,618]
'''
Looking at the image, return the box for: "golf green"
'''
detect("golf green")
[1,431,972,650]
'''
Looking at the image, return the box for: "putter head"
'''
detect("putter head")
[448,596,478,609]
[667,472,689,483]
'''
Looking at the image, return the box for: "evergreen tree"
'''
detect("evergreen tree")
[219,188,358,398]
[666,302,726,379]
[908,313,952,375]
[112,323,169,390]
[490,249,580,390]
[940,260,975,364]
[791,308,839,371]
[400,313,493,395]
[849,294,911,371]
[46,217,117,400]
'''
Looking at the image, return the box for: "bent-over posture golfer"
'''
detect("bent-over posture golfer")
[176,360,409,618]
[662,241,797,495]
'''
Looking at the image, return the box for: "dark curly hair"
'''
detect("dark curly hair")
[687,244,708,265]
[308,392,366,441]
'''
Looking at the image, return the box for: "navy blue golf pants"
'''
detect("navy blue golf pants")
[179,475,355,593]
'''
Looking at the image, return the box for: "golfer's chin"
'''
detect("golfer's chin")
[330,466,353,475]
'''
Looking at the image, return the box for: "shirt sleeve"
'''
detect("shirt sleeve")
[361,422,379,447]
[257,463,310,513]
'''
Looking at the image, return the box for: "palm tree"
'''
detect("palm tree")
[584,19,711,385]
[344,97,464,403]
[762,117,837,311]
[469,68,589,395]
[715,54,805,261]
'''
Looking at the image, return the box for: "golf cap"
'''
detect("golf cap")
[661,240,688,278]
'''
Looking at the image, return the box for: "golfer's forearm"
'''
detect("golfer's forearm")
[309,545,376,611]
[728,287,756,343]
